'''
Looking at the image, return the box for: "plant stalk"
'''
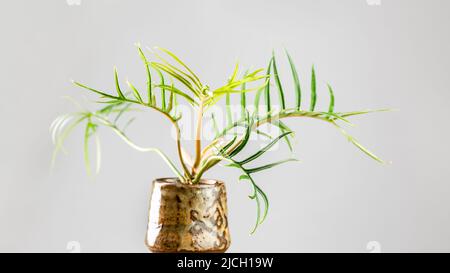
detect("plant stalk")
[191,98,205,178]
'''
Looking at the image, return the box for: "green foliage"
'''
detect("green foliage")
[52,45,387,234]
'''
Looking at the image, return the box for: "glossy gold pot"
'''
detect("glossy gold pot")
[145,178,231,252]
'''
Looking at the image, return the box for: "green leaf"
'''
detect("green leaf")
[222,159,266,233]
[127,81,143,103]
[254,86,264,116]
[152,53,202,91]
[285,50,302,110]
[246,158,298,174]
[219,136,238,155]
[230,62,239,83]
[332,122,384,163]
[212,81,267,95]
[254,184,269,224]
[151,62,199,97]
[250,190,261,234]
[239,174,250,181]
[241,70,248,118]
[51,115,88,169]
[226,93,233,127]
[114,67,125,99]
[238,131,293,165]
[339,109,391,118]
[274,120,294,151]
[172,92,179,116]
[72,81,117,99]
[97,100,125,114]
[310,65,317,111]
[167,89,174,113]
[264,57,273,114]
[272,51,286,109]
[212,73,266,94]
[255,129,273,140]
[154,46,202,88]
[153,84,197,106]
[135,44,152,105]
[327,83,335,113]
[155,69,166,110]
[228,114,253,157]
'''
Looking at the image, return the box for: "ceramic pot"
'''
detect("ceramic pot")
[145,178,231,252]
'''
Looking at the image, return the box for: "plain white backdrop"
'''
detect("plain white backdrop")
[1,0,449,252]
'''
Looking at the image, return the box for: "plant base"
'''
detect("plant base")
[145,178,231,253]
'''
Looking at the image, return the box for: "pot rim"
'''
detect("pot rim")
[153,177,224,188]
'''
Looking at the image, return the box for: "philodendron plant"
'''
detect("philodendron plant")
[51,45,386,235]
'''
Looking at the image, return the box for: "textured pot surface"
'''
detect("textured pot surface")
[145,178,231,253]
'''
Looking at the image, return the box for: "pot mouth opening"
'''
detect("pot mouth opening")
[154,177,223,187]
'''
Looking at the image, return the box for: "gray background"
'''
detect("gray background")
[1,0,449,253]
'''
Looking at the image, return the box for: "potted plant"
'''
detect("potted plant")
[51,45,387,252]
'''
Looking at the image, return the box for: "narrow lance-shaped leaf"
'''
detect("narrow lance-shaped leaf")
[153,84,197,106]
[152,51,202,91]
[285,50,302,110]
[254,183,269,224]
[126,81,143,103]
[114,67,125,99]
[167,87,174,113]
[237,131,293,165]
[254,86,264,117]
[256,129,273,140]
[51,115,88,168]
[228,159,269,233]
[274,121,294,151]
[239,174,250,181]
[154,46,202,88]
[228,114,253,157]
[272,51,286,109]
[332,121,384,163]
[212,72,266,94]
[166,77,175,113]
[240,70,248,118]
[151,94,156,107]
[172,93,179,118]
[212,80,267,95]
[226,93,233,127]
[156,69,166,110]
[219,136,238,155]
[136,44,152,105]
[310,65,317,111]
[327,83,335,113]
[246,158,298,174]
[151,62,199,97]
[250,187,262,234]
[264,57,273,114]
[230,62,239,83]
[339,109,391,118]
[72,81,117,99]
